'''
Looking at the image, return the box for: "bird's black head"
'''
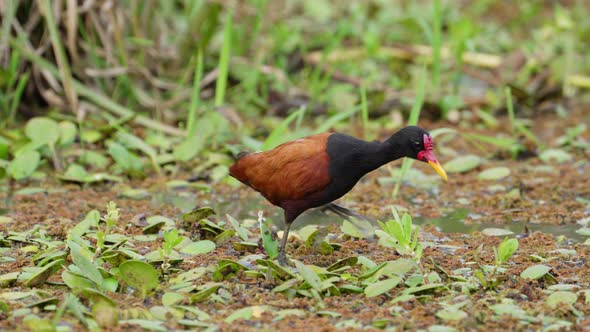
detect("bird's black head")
[387,126,448,181]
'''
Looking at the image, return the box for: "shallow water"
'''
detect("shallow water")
[414,208,586,242]
[155,191,588,243]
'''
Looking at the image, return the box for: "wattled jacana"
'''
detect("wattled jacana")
[230,126,448,265]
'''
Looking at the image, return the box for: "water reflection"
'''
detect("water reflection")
[156,191,587,243]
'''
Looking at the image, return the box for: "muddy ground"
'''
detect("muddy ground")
[1,108,589,331]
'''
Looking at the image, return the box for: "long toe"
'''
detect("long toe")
[277,252,288,266]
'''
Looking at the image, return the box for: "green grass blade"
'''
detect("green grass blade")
[431,0,442,94]
[504,86,515,133]
[39,0,78,113]
[314,106,361,134]
[360,83,369,140]
[11,36,185,137]
[215,10,233,107]
[0,0,17,52]
[9,73,29,125]
[187,48,204,137]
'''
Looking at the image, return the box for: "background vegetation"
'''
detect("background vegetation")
[1,0,589,331]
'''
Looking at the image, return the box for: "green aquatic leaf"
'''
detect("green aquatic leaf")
[189,283,222,303]
[272,279,299,293]
[364,276,402,297]
[67,240,103,287]
[496,238,518,265]
[92,298,119,328]
[25,117,60,146]
[294,260,322,291]
[327,257,358,272]
[520,264,551,280]
[25,258,65,287]
[443,155,480,173]
[259,216,279,259]
[226,214,249,241]
[546,291,577,309]
[436,307,468,321]
[58,121,77,146]
[183,207,216,223]
[478,167,511,180]
[539,149,572,164]
[489,303,527,318]
[108,142,143,173]
[0,272,20,287]
[179,240,216,255]
[482,228,514,237]
[119,260,159,298]
[124,319,166,332]
[8,150,40,180]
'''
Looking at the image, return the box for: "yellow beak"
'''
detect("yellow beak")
[428,160,448,181]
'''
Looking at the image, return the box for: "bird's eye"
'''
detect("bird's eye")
[414,141,421,146]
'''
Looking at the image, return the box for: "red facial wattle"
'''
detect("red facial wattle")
[417,134,448,181]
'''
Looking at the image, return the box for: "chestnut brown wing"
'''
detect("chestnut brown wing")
[229,133,332,205]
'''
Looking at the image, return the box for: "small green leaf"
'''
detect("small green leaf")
[124,319,166,332]
[25,258,65,287]
[364,276,402,297]
[546,291,577,309]
[179,240,216,255]
[478,167,511,181]
[183,207,216,223]
[62,270,95,290]
[79,150,109,169]
[539,149,572,164]
[403,283,446,295]
[226,214,249,241]
[119,260,159,298]
[428,325,458,332]
[489,303,527,318]
[92,299,119,328]
[341,220,364,238]
[272,279,299,293]
[256,259,295,280]
[189,284,221,303]
[327,257,358,272]
[482,228,514,237]
[58,121,77,146]
[520,265,551,280]
[273,308,307,321]
[115,132,157,160]
[294,260,322,291]
[25,117,60,146]
[108,142,142,172]
[8,151,40,180]
[443,155,480,173]
[173,138,204,161]
[67,240,103,287]
[224,306,253,323]
[435,308,468,321]
[260,217,279,259]
[0,272,20,287]
[496,238,518,265]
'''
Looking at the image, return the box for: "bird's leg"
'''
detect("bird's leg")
[277,222,291,266]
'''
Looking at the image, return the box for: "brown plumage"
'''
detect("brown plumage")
[230,133,331,205]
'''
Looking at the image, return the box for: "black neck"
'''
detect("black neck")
[327,132,413,180]
[358,139,406,174]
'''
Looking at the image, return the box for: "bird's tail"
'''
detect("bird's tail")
[234,151,250,161]
[322,203,373,223]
